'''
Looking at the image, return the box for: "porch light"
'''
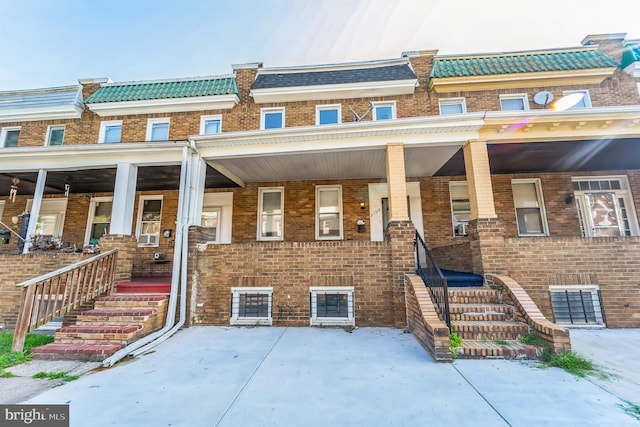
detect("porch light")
[360,202,366,210]
[565,193,575,205]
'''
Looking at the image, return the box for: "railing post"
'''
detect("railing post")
[12,285,36,352]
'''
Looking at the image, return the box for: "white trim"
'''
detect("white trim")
[0,200,4,221]
[199,114,222,135]
[315,185,343,240]
[371,101,396,121]
[260,107,285,130]
[145,118,170,141]
[135,195,163,247]
[439,97,467,115]
[316,104,342,125]
[623,63,640,78]
[98,120,123,144]
[258,57,410,74]
[25,198,68,238]
[45,125,65,146]
[449,181,470,237]
[230,287,273,326]
[1,126,21,147]
[257,187,284,241]
[512,178,549,237]
[84,196,113,245]
[499,93,529,111]
[202,192,233,244]
[368,182,424,242]
[548,285,605,327]
[86,94,240,116]
[309,286,355,326]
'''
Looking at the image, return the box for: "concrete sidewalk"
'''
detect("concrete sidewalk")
[19,327,639,426]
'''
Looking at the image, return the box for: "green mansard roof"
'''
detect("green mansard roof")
[85,76,240,103]
[621,43,640,69]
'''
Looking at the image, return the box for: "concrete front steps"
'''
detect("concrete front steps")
[449,288,543,360]
[32,294,168,361]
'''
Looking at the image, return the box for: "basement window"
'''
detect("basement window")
[230,287,273,325]
[549,285,605,326]
[310,287,354,326]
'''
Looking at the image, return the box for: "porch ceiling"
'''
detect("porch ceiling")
[434,137,640,176]
[0,165,237,197]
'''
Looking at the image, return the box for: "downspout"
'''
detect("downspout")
[103,145,194,367]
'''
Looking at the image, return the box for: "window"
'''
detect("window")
[372,101,396,121]
[46,126,65,146]
[1,127,21,147]
[202,192,233,244]
[449,182,470,236]
[85,197,112,245]
[200,115,222,135]
[316,104,341,125]
[146,118,170,141]
[261,108,285,130]
[257,188,283,240]
[512,179,548,236]
[201,206,221,243]
[310,287,354,326]
[230,287,272,325]
[562,90,592,109]
[439,98,466,115]
[99,120,122,143]
[549,285,605,326]
[500,94,529,111]
[572,176,639,237]
[316,185,342,240]
[136,196,162,246]
[25,199,68,238]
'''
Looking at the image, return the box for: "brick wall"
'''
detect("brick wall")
[430,242,473,272]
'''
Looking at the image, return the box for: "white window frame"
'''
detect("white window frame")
[201,206,222,244]
[98,120,123,143]
[230,287,273,325]
[1,126,21,147]
[449,181,470,237]
[257,187,284,241]
[199,114,222,135]
[310,286,354,326]
[371,101,396,121]
[84,196,113,245]
[25,199,68,238]
[135,195,163,247]
[46,125,65,146]
[202,192,233,244]
[439,98,467,115]
[562,90,592,109]
[0,200,5,221]
[316,185,343,240]
[145,118,170,141]
[316,104,342,125]
[499,94,529,111]
[548,285,605,327]
[260,107,285,130]
[512,178,549,237]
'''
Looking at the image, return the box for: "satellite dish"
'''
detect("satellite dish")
[533,91,554,107]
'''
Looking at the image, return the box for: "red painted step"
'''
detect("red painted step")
[31,343,124,361]
[116,276,171,294]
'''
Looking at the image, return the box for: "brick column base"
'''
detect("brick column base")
[100,234,138,282]
[386,220,415,328]
[468,218,507,275]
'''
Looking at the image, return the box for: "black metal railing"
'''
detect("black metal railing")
[414,231,451,329]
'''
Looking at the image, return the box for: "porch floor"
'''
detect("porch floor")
[116,275,171,294]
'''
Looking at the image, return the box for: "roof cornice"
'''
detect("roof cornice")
[85,94,240,116]
[257,57,409,74]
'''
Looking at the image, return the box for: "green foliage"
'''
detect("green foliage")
[1,370,16,378]
[495,340,509,346]
[618,400,640,421]
[450,332,462,359]
[33,371,69,380]
[520,333,548,348]
[541,349,595,377]
[0,332,54,370]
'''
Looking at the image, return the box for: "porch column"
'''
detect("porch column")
[110,162,138,235]
[386,143,409,221]
[22,169,47,254]
[463,139,496,220]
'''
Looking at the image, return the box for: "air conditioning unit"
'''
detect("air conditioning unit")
[455,223,468,236]
[138,234,159,245]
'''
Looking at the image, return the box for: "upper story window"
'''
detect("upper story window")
[99,120,122,143]
[561,90,592,109]
[316,104,341,125]
[512,179,548,236]
[316,185,343,240]
[372,101,396,121]
[200,115,222,135]
[146,118,170,141]
[500,94,529,111]
[449,181,470,237]
[136,196,163,246]
[439,98,466,115]
[1,127,21,147]
[257,187,284,241]
[261,108,285,130]
[46,126,65,146]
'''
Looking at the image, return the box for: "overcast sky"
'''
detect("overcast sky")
[1,0,638,91]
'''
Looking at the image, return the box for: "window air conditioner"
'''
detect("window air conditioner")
[138,234,159,245]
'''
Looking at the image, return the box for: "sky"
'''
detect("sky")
[0,0,639,91]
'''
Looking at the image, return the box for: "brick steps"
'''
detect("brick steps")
[448,288,503,304]
[55,325,143,344]
[455,340,543,360]
[31,343,125,361]
[452,320,530,340]
[449,303,515,321]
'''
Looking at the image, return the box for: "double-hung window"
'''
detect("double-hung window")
[449,182,470,237]
[316,104,341,125]
[257,188,284,240]
[261,108,285,130]
[200,115,222,134]
[146,118,170,141]
[512,179,548,236]
[372,101,396,121]
[561,90,592,109]
[230,287,273,325]
[99,120,122,143]
[500,94,529,111]
[136,196,163,246]
[439,98,466,115]
[46,126,65,146]
[1,127,20,147]
[316,185,342,239]
[310,287,354,326]
[85,197,113,245]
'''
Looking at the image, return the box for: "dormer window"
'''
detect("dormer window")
[439,98,466,115]
[500,94,529,111]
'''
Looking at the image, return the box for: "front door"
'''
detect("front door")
[368,182,423,241]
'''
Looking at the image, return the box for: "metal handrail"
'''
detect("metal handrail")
[11,250,117,352]
[414,231,451,328]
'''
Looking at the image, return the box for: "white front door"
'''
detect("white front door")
[368,182,423,241]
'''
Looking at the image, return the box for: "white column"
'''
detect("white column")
[23,169,47,254]
[190,157,207,225]
[110,163,138,235]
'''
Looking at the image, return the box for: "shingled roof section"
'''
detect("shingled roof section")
[430,49,618,78]
[85,77,240,103]
[621,43,640,69]
[251,64,417,89]
[0,86,83,112]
